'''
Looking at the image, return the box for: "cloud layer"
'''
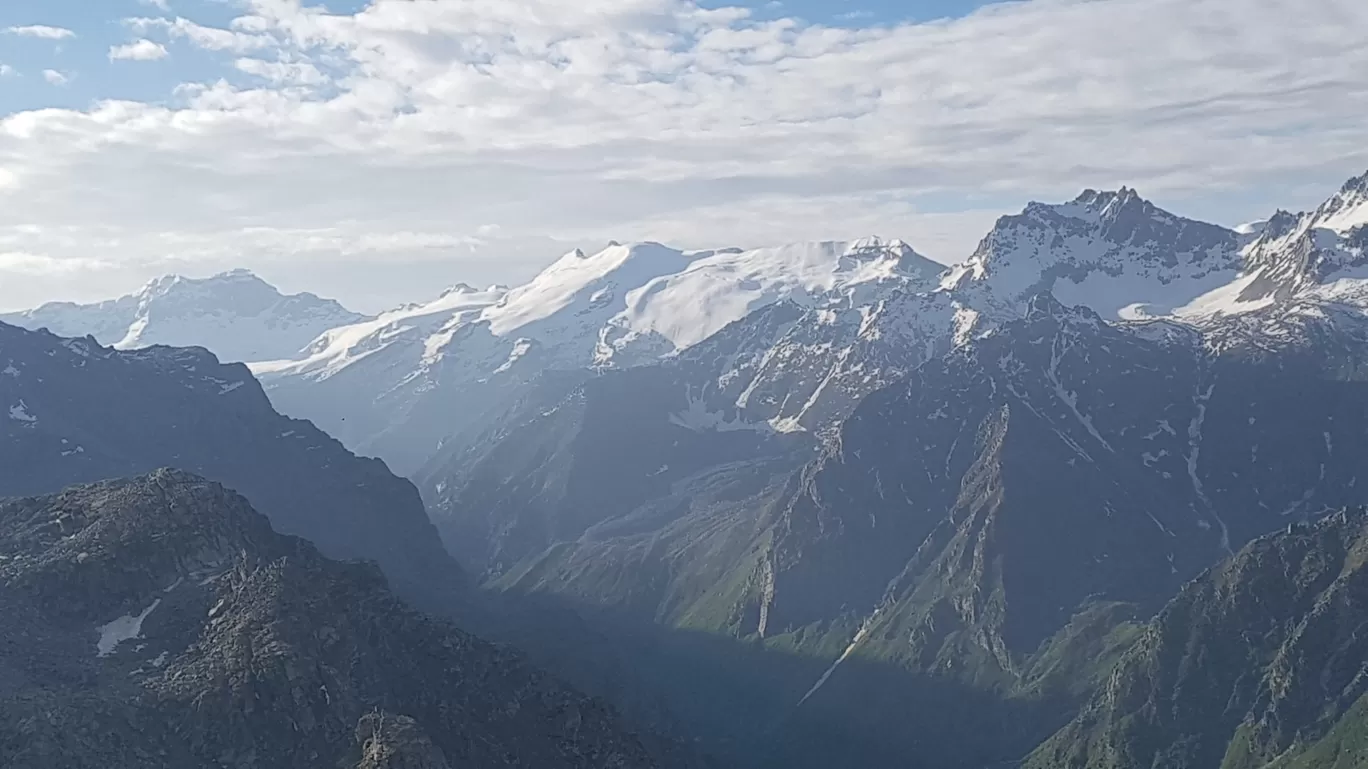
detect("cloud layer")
[2,0,1368,311]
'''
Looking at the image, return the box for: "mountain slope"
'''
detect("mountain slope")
[1025,508,1368,769]
[0,470,682,769]
[1,269,367,363]
[257,239,938,474]
[0,322,456,603]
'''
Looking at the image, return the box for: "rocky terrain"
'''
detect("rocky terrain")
[0,322,458,605]
[0,470,682,769]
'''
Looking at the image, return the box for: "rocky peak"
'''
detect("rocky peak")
[945,189,1239,319]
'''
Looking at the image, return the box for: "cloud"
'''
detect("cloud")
[127,16,274,53]
[0,251,111,276]
[110,39,170,61]
[0,65,14,78]
[41,69,69,86]
[3,0,1368,312]
[139,0,172,10]
[5,25,76,40]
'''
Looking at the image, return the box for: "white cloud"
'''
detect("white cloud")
[5,25,76,40]
[139,0,172,10]
[234,57,327,86]
[127,16,274,53]
[0,64,14,78]
[110,39,170,62]
[0,251,111,276]
[41,70,69,86]
[3,0,1368,312]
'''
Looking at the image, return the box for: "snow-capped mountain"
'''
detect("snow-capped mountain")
[1233,172,1368,301]
[941,187,1245,320]
[0,269,367,363]
[254,238,940,474]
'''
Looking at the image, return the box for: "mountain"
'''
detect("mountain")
[1025,508,1368,769]
[446,293,1368,768]
[941,187,1246,320]
[419,280,1011,580]
[0,269,368,363]
[0,321,456,603]
[0,470,684,769]
[256,239,940,474]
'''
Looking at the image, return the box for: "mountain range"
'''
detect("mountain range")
[6,169,1368,768]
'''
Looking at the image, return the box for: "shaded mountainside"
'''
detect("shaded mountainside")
[1026,509,1368,769]
[445,294,1368,769]
[0,322,458,604]
[0,471,681,769]
[421,358,813,578]
[755,295,1368,661]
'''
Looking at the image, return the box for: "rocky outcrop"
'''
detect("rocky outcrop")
[0,471,672,769]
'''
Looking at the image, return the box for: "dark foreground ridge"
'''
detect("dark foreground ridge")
[0,470,676,769]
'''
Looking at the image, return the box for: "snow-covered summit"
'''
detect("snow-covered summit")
[1231,169,1368,304]
[598,238,940,360]
[0,270,368,363]
[252,237,940,473]
[940,188,1242,320]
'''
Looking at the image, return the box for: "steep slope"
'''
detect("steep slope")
[504,296,1368,657]
[0,471,681,769]
[1026,508,1368,769]
[764,296,1368,662]
[459,296,1368,769]
[422,361,812,577]
[1231,171,1368,302]
[943,188,1245,320]
[258,239,937,474]
[420,277,1011,583]
[0,322,456,602]
[0,269,367,363]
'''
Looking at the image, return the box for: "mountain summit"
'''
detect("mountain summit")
[941,187,1243,319]
[1,270,368,363]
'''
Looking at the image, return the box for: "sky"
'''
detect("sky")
[1,0,1367,313]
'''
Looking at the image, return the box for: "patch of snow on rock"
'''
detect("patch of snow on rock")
[96,599,162,657]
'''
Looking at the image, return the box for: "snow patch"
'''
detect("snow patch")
[96,599,162,657]
[8,400,37,423]
[669,391,771,434]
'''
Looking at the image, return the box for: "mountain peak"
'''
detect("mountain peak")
[1310,169,1368,234]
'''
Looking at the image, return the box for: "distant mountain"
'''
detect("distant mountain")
[941,187,1246,320]
[257,238,939,474]
[0,470,685,769]
[0,321,455,603]
[1026,508,1368,769]
[0,269,368,363]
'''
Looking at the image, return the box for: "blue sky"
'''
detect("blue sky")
[0,0,993,115]
[1,0,1366,312]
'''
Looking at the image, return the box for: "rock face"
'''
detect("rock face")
[1026,508,1368,769]
[0,269,367,363]
[0,471,671,769]
[0,322,458,603]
